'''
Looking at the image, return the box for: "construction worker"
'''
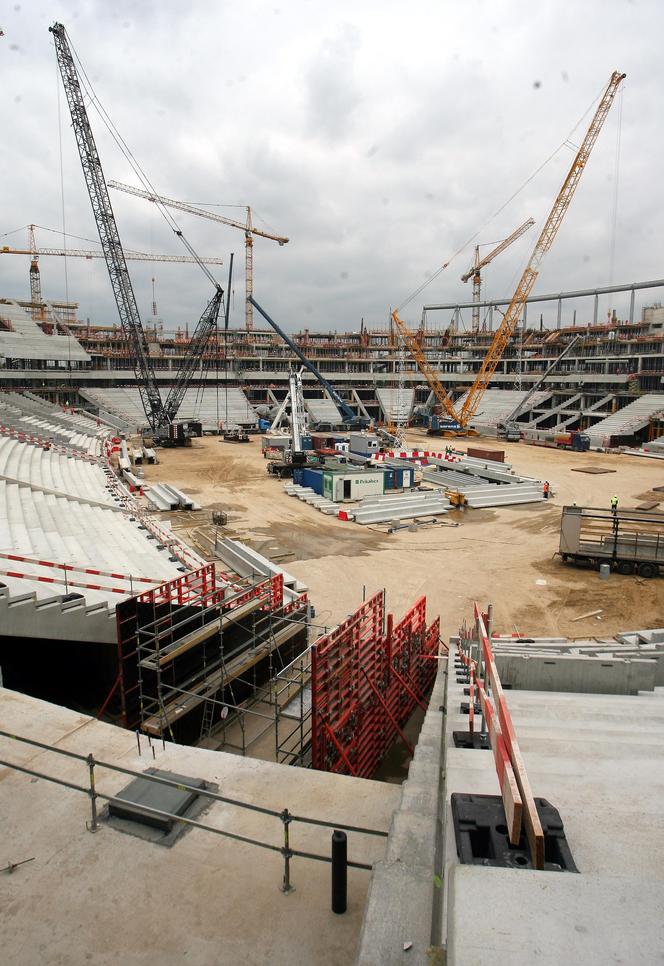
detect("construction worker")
[543,481,550,499]
[611,495,618,513]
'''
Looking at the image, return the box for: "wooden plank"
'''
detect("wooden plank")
[477,607,545,869]
[501,760,523,846]
[477,682,523,845]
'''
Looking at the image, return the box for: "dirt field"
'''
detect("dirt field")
[138,431,664,643]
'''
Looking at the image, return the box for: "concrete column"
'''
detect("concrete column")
[629,289,635,324]
[593,294,599,324]
[557,299,562,329]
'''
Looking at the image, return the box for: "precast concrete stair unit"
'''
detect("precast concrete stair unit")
[376,387,415,423]
[585,392,664,445]
[79,385,258,431]
[304,396,344,426]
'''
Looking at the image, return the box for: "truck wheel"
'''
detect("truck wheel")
[616,561,635,575]
[637,562,658,579]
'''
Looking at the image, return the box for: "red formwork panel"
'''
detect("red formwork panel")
[311,592,440,778]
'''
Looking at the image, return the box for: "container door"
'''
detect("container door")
[343,479,352,500]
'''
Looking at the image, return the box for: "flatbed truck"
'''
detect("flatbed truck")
[558,505,664,578]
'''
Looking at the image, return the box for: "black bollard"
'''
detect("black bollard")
[331,830,347,914]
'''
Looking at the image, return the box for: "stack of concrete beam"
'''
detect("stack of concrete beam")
[351,489,450,525]
[422,453,544,508]
[458,481,544,508]
[282,483,341,515]
[145,483,201,511]
[215,536,308,598]
[480,627,664,693]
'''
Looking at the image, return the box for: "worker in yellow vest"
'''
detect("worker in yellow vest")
[611,495,618,513]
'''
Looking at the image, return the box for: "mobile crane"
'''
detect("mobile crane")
[50,22,223,444]
[393,69,626,437]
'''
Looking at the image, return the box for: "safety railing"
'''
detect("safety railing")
[0,728,387,895]
[456,602,545,869]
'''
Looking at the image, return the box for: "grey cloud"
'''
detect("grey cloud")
[304,23,362,140]
[0,1,663,334]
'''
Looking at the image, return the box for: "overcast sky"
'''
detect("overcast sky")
[1,0,662,334]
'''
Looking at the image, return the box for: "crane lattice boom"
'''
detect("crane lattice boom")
[50,22,164,429]
[109,181,288,332]
[50,22,224,435]
[391,311,460,424]
[459,70,625,426]
[1,246,225,265]
[461,218,535,333]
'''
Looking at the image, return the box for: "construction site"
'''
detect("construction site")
[1,13,664,966]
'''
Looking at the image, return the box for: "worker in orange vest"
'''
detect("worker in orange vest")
[543,481,550,499]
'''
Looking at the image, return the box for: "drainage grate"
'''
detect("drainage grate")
[451,792,578,872]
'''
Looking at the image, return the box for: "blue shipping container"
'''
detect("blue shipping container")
[302,467,324,494]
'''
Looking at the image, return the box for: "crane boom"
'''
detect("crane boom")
[1,245,225,264]
[108,181,290,244]
[50,22,224,437]
[390,310,460,425]
[461,219,536,283]
[162,287,224,423]
[461,219,535,333]
[50,22,164,430]
[109,181,288,332]
[460,70,625,426]
[249,295,364,426]
[501,334,582,427]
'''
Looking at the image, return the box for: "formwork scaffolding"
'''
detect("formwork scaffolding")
[114,563,309,743]
[310,591,440,778]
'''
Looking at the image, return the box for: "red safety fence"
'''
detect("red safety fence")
[133,563,285,614]
[457,603,544,869]
[311,592,440,779]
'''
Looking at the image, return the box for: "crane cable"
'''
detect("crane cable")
[396,78,613,316]
[63,27,219,290]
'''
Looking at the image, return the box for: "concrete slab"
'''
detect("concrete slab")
[0,689,399,966]
[447,865,664,966]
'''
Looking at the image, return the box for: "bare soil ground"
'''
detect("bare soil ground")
[137,432,664,642]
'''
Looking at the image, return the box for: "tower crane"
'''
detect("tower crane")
[1,225,225,321]
[50,22,223,440]
[393,69,625,436]
[461,218,535,333]
[108,181,289,332]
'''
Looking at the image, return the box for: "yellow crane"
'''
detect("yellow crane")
[461,218,535,333]
[393,69,626,435]
[107,181,289,331]
[1,224,225,321]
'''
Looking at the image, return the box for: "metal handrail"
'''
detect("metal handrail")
[0,727,388,893]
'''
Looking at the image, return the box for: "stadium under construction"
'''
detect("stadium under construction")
[2,21,664,966]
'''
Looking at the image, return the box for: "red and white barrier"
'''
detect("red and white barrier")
[0,551,162,584]
[0,567,131,596]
